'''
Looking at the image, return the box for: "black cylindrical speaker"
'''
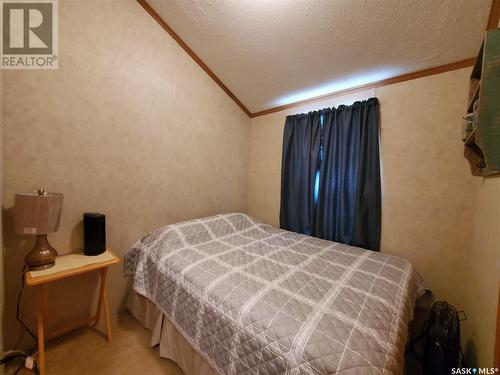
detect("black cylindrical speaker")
[83,213,106,256]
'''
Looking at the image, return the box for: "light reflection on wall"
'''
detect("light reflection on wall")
[272,68,401,107]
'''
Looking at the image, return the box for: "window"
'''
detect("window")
[313,114,324,206]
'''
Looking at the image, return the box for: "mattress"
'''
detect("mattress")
[124,213,425,375]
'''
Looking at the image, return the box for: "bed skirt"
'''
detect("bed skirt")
[127,290,218,375]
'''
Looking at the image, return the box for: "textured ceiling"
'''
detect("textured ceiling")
[146,0,491,113]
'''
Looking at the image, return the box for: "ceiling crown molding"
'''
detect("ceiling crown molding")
[486,0,500,29]
[250,58,475,118]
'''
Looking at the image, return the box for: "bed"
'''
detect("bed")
[124,213,425,375]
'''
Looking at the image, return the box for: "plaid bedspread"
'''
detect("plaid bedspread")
[124,213,425,375]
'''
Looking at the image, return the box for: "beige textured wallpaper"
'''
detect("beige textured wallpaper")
[465,178,500,365]
[248,68,475,313]
[2,0,250,350]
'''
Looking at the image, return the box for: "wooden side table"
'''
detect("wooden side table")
[24,250,120,375]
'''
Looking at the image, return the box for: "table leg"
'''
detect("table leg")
[94,268,106,326]
[37,284,48,375]
[98,267,112,342]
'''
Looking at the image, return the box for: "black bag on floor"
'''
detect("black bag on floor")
[411,301,464,374]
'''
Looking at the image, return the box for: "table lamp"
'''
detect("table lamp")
[14,189,64,270]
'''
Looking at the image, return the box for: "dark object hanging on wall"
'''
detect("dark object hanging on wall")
[463,28,500,176]
[83,213,106,256]
[279,98,381,250]
[411,301,466,374]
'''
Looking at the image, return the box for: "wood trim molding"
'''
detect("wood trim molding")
[250,58,475,118]
[487,0,500,30]
[136,0,251,117]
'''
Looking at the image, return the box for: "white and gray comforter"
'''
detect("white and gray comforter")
[125,213,425,375]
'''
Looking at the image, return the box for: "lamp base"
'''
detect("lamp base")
[25,235,58,271]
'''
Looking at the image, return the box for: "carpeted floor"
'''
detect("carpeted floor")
[7,310,422,375]
[6,311,182,375]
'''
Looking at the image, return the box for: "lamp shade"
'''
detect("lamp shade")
[14,192,64,235]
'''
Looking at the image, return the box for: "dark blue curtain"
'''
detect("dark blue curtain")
[279,98,381,251]
[279,112,322,235]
